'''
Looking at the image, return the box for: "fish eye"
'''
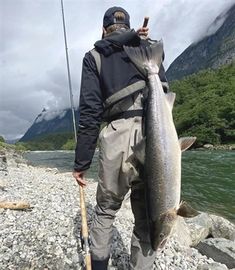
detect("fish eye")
[159,233,164,239]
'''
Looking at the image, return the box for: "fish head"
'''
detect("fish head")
[150,210,178,251]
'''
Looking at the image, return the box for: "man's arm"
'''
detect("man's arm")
[74,52,103,186]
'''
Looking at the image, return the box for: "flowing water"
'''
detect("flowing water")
[23,150,235,222]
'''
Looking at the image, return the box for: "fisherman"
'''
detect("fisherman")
[73,6,169,270]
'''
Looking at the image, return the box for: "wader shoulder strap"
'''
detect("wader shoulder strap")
[90,49,147,109]
[104,80,146,109]
[90,49,101,75]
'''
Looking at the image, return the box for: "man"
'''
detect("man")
[73,6,169,270]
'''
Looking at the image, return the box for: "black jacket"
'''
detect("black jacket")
[74,30,168,171]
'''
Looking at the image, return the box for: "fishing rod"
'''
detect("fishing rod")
[60,1,92,269]
[60,0,77,143]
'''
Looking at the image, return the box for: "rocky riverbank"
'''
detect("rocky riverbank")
[202,144,235,151]
[0,149,234,270]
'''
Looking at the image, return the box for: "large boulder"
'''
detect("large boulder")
[184,213,212,246]
[184,213,235,246]
[173,216,192,247]
[210,215,235,241]
[196,238,235,269]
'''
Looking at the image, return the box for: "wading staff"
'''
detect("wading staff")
[60,1,92,269]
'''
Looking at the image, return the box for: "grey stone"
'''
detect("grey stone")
[45,167,59,174]
[209,214,235,241]
[203,144,214,149]
[0,151,8,178]
[185,213,212,246]
[196,238,235,269]
[0,179,7,189]
[197,262,228,270]
[173,216,192,247]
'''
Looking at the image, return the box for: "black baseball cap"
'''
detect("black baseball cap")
[103,6,130,29]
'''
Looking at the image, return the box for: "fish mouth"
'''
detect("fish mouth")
[157,238,168,250]
[152,237,168,251]
[154,238,168,251]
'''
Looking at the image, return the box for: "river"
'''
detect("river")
[23,150,235,222]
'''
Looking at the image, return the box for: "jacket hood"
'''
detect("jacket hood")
[94,29,140,56]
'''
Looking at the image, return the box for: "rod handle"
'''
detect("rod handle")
[85,254,92,270]
[79,185,89,238]
[142,16,149,28]
[79,185,92,269]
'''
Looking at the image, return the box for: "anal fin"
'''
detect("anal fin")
[126,138,146,165]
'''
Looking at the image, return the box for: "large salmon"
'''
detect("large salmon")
[124,42,197,251]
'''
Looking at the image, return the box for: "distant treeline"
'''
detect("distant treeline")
[16,133,76,151]
[6,63,235,151]
[171,63,235,146]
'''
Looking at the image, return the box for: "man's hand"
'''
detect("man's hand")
[73,171,87,187]
[136,26,149,38]
[137,17,149,38]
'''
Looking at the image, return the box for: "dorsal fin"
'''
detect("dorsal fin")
[179,137,196,152]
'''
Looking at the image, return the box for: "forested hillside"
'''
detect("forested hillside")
[171,63,235,146]
[18,133,75,151]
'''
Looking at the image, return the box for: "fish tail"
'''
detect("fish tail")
[124,41,164,75]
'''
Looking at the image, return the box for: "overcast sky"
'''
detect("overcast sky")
[0,0,234,140]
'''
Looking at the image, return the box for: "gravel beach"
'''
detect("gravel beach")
[0,150,233,270]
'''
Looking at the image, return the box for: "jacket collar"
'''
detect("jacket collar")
[94,29,140,56]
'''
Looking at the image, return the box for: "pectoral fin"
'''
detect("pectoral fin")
[132,138,146,165]
[126,138,146,165]
[177,201,199,218]
[179,137,196,152]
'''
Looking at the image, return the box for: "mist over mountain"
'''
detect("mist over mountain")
[20,108,79,142]
[166,4,235,81]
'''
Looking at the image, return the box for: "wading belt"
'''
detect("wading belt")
[106,109,143,123]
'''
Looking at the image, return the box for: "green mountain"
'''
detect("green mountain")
[171,63,235,146]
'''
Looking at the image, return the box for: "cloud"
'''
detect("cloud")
[0,110,30,140]
[0,0,234,139]
[35,109,67,123]
[204,6,231,38]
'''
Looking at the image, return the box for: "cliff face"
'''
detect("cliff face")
[20,108,79,142]
[166,4,235,81]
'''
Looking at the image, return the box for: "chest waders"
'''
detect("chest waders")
[90,49,148,122]
[89,49,157,270]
